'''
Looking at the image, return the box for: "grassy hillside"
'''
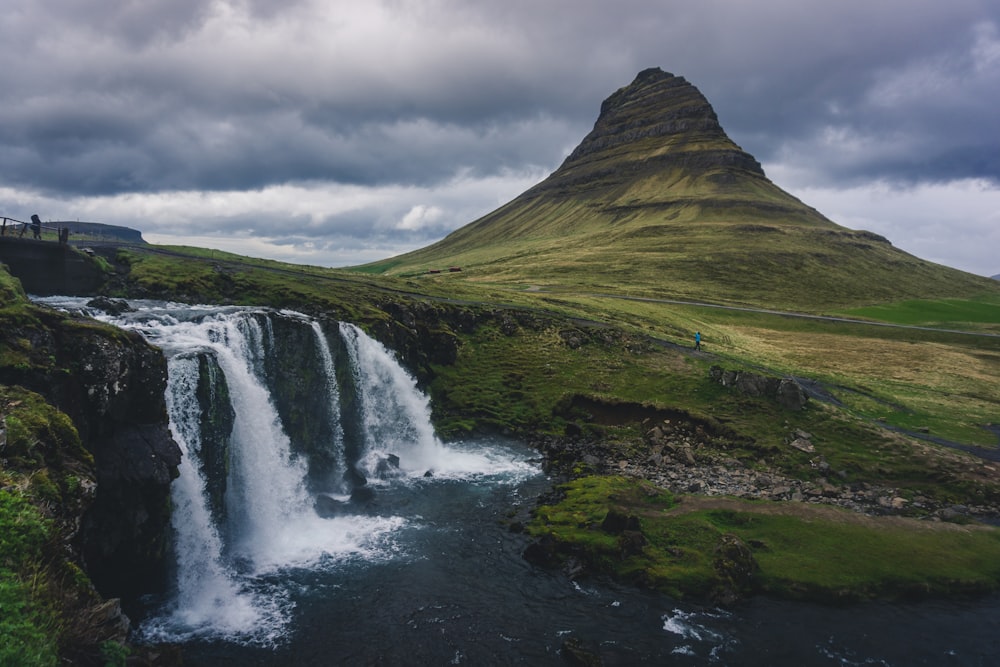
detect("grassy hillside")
[357,69,997,310]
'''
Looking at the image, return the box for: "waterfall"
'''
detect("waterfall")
[339,322,445,477]
[206,314,314,568]
[31,297,538,645]
[98,305,410,642]
[148,354,280,643]
[309,320,347,488]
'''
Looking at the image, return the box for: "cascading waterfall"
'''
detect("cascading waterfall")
[309,320,347,487]
[340,322,445,477]
[205,314,314,569]
[32,297,539,646]
[149,354,279,643]
[149,309,414,642]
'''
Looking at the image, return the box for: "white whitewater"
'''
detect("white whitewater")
[145,354,281,644]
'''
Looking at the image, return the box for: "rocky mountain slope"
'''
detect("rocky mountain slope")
[364,68,998,309]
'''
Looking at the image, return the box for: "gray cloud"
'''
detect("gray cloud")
[1,0,998,274]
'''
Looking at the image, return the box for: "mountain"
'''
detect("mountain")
[60,221,146,243]
[363,68,997,309]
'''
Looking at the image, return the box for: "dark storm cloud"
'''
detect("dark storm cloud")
[2,0,998,272]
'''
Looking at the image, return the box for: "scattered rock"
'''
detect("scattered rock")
[709,365,808,410]
[789,438,815,453]
[86,296,135,316]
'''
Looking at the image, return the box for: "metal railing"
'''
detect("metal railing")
[0,216,71,244]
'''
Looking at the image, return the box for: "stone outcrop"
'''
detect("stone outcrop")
[256,313,343,490]
[712,533,758,605]
[709,365,808,411]
[0,302,181,601]
[194,352,234,524]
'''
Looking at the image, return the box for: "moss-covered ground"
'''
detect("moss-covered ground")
[528,476,1000,603]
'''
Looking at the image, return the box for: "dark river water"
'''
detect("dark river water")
[140,461,999,667]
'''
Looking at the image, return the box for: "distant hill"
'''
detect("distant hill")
[993,274,1000,281]
[60,221,146,244]
[361,68,998,310]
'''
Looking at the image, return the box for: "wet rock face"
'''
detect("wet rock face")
[257,314,343,490]
[60,326,181,600]
[195,352,235,525]
[2,308,182,600]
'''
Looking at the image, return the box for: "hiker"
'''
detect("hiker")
[30,214,41,240]
[694,331,701,351]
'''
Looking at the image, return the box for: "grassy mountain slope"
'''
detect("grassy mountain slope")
[360,68,997,310]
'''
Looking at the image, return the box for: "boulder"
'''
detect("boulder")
[710,365,809,411]
[314,493,348,518]
[776,378,809,411]
[789,437,815,453]
[86,296,135,316]
[350,485,377,504]
[712,533,758,604]
[375,453,401,478]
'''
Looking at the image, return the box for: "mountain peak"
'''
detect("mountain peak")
[536,67,765,197]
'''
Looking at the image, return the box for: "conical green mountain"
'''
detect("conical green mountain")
[364,68,997,309]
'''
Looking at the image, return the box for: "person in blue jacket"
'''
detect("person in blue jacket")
[694,331,701,351]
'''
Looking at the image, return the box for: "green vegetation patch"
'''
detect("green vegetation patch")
[529,476,1000,603]
[703,507,1000,600]
[839,295,1000,329]
[0,386,100,665]
[0,491,60,667]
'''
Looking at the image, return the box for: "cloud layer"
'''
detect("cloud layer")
[2,0,998,274]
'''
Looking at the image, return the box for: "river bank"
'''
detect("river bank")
[523,427,1000,606]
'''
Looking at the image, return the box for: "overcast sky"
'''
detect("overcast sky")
[2,1,998,276]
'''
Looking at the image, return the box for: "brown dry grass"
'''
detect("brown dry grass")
[730,328,1000,391]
